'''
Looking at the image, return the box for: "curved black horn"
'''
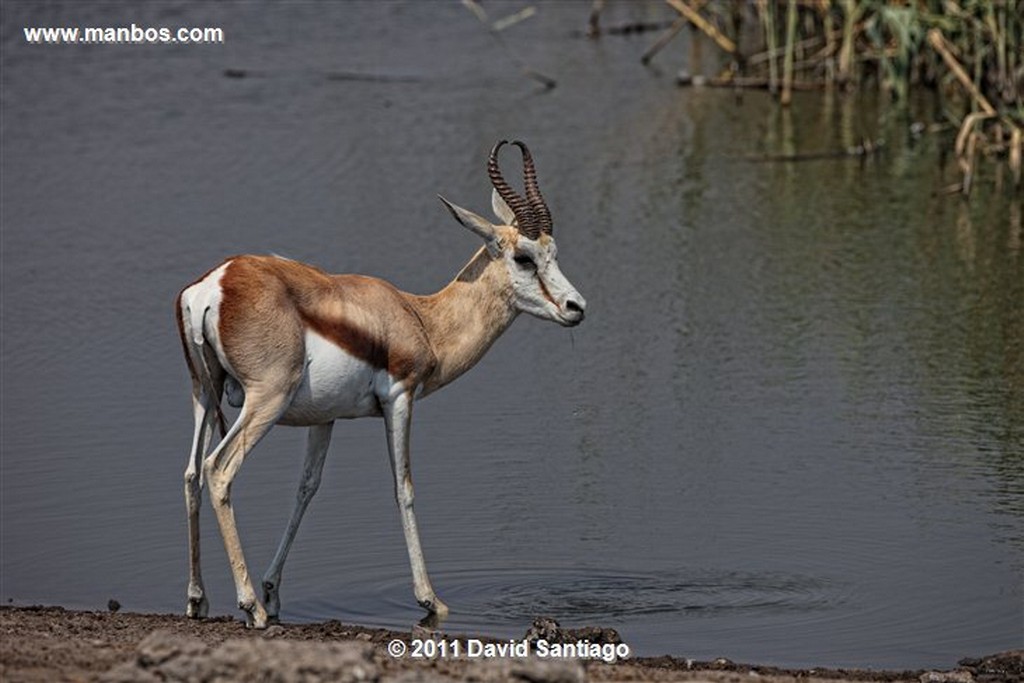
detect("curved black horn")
[488,140,539,239]
[513,140,552,236]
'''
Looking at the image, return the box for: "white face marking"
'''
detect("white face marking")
[441,195,587,327]
[504,235,586,327]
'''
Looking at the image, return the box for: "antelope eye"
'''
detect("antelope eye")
[513,254,536,269]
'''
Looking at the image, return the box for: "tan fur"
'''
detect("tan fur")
[216,256,443,389]
[407,237,520,396]
[209,247,518,399]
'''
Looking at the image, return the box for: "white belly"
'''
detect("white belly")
[278,329,384,425]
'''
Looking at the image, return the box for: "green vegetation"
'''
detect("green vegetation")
[657,0,1023,194]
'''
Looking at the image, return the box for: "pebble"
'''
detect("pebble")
[920,671,975,683]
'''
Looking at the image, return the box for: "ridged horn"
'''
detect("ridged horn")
[513,140,552,236]
[488,140,539,239]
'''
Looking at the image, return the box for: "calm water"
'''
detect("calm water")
[2,1,1022,670]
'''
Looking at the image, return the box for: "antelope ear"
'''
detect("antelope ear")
[491,188,516,226]
[438,195,502,256]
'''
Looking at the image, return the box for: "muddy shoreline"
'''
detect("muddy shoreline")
[1,605,1019,682]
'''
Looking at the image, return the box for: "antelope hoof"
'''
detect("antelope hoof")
[262,581,281,622]
[186,589,208,619]
[240,600,269,630]
[420,595,449,619]
[185,597,208,619]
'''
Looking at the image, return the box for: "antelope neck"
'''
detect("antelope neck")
[409,247,518,396]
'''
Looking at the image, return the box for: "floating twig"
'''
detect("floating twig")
[324,71,420,83]
[462,0,556,89]
[492,6,536,33]
[606,20,676,36]
[665,0,737,55]
[677,73,825,91]
[745,138,885,162]
[641,16,688,65]
[747,33,824,68]
[642,0,708,64]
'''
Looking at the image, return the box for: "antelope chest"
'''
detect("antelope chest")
[277,329,386,425]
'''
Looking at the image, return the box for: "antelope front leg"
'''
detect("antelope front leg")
[262,421,334,621]
[382,390,448,617]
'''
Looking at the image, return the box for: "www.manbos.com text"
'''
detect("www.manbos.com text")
[23,24,225,45]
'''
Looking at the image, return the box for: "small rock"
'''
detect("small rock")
[135,630,207,667]
[101,661,161,683]
[564,625,621,645]
[959,650,1024,682]
[523,617,621,646]
[106,630,379,683]
[261,624,286,638]
[524,617,562,644]
[469,657,584,683]
[99,631,207,682]
[510,657,585,683]
[207,639,378,682]
[920,671,974,683]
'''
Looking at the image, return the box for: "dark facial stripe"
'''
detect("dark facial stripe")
[536,275,558,307]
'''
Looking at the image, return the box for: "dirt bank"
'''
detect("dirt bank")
[1,605,1019,683]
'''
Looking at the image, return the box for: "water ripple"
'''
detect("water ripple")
[288,565,842,634]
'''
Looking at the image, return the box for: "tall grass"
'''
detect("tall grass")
[660,0,1023,193]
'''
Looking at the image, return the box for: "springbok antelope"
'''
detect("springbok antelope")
[175,140,586,628]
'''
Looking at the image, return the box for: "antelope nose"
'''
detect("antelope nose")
[564,294,586,322]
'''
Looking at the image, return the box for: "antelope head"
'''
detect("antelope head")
[439,140,587,327]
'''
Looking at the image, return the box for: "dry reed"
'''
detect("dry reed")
[648,0,1023,195]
